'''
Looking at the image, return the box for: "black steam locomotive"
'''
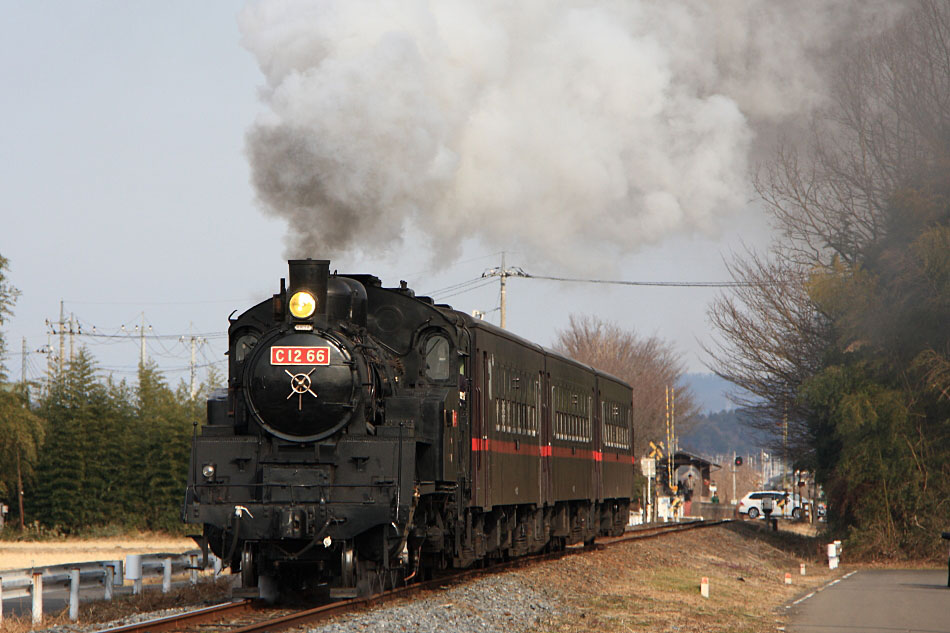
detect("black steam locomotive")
[184,260,635,598]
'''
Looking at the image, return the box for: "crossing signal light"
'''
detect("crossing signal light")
[735,456,743,467]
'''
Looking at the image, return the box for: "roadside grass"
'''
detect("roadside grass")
[0,525,191,543]
[528,524,842,633]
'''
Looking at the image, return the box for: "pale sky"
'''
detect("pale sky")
[0,2,778,389]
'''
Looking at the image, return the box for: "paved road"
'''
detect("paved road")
[787,569,950,633]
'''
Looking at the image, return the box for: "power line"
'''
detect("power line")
[64,298,259,306]
[439,279,495,301]
[520,273,791,288]
[423,276,487,297]
[402,251,505,280]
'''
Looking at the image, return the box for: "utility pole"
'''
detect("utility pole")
[45,330,53,394]
[21,337,27,385]
[137,312,149,366]
[58,301,65,372]
[666,386,675,494]
[783,401,788,490]
[69,313,76,362]
[482,252,526,329]
[182,324,204,400]
[671,387,676,454]
[732,450,737,504]
[191,335,197,398]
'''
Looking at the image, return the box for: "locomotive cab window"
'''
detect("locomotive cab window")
[234,333,259,363]
[423,334,451,381]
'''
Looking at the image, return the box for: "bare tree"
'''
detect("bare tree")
[704,251,830,456]
[708,0,950,452]
[555,314,697,456]
[758,1,950,269]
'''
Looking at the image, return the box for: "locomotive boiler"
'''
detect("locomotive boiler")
[183,259,636,598]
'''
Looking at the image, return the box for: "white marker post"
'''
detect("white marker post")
[104,564,115,601]
[1,575,4,624]
[785,572,792,585]
[31,572,43,624]
[69,568,80,621]
[800,562,806,576]
[190,554,199,585]
[700,577,709,598]
[827,543,838,569]
[162,558,172,594]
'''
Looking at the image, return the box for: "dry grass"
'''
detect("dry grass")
[0,578,232,633]
[0,536,196,571]
[526,523,844,633]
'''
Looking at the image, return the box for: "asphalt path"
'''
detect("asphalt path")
[787,569,950,633]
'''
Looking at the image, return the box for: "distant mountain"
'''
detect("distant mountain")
[675,374,769,458]
[678,408,769,458]
[679,372,740,413]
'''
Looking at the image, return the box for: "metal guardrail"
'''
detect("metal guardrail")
[0,549,221,624]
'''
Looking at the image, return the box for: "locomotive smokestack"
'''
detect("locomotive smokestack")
[288,259,330,317]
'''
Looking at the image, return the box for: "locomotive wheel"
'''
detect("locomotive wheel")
[341,542,356,587]
[341,542,381,597]
[241,543,258,589]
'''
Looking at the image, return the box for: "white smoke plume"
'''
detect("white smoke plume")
[239,0,905,269]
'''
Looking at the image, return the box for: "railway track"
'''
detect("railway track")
[97,519,728,633]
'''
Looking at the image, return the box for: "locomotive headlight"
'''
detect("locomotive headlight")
[289,291,316,318]
[201,463,216,480]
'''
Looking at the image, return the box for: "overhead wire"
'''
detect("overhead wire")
[433,278,498,300]
[520,272,801,288]
[422,276,486,297]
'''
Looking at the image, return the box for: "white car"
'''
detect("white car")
[738,490,808,520]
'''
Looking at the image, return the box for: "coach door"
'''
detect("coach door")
[470,348,489,508]
[540,370,553,506]
[593,387,603,502]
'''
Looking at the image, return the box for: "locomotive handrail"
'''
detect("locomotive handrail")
[190,482,398,491]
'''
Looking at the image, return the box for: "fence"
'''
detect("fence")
[0,550,222,624]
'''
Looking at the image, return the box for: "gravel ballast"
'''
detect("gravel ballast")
[300,573,562,633]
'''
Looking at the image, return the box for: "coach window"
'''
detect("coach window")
[424,334,451,381]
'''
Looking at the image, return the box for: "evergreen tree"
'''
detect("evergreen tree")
[0,253,20,382]
[80,375,135,526]
[31,353,98,530]
[131,361,193,531]
[0,385,45,529]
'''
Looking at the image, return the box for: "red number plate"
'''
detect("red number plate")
[270,346,331,366]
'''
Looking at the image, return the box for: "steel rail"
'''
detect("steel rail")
[95,599,256,633]
[93,519,729,633]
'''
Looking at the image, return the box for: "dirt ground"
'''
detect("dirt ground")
[524,521,848,633]
[0,536,197,571]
